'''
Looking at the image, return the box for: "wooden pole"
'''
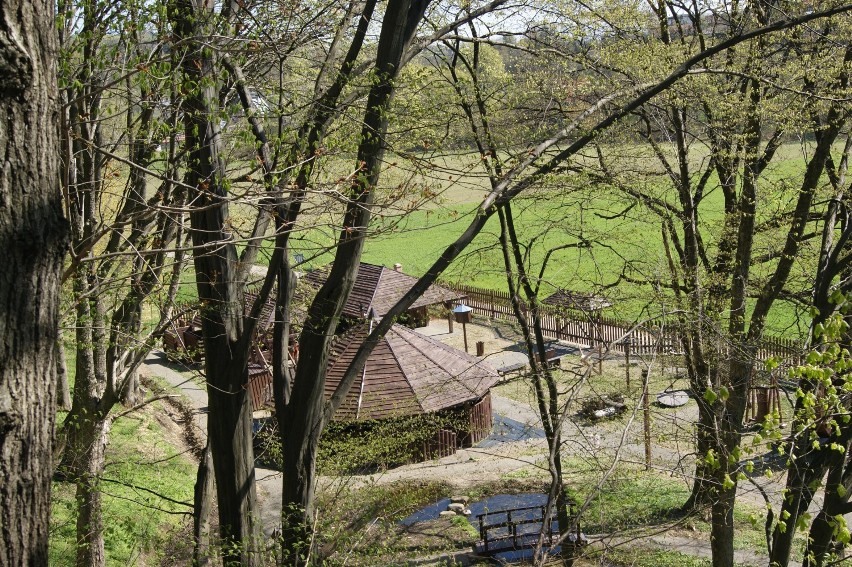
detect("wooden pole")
[462,322,468,353]
[642,369,651,470]
[596,313,603,375]
[625,339,631,389]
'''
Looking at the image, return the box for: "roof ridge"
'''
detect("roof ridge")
[399,324,483,368]
[391,325,486,402]
[383,326,427,414]
[365,264,384,319]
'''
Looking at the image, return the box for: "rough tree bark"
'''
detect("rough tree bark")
[170,1,264,563]
[0,1,67,565]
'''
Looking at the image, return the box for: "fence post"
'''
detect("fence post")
[643,369,651,470]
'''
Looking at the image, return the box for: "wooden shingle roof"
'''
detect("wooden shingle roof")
[325,324,499,421]
[302,262,464,319]
[243,291,276,331]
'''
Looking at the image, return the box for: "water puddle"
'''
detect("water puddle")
[478,415,546,447]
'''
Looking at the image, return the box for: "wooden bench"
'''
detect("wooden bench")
[537,348,562,368]
[475,504,586,557]
[497,362,528,377]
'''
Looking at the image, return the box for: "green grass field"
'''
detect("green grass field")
[174,139,827,340]
[274,141,825,337]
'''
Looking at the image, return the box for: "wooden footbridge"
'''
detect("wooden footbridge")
[475,504,587,558]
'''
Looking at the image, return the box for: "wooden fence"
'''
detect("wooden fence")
[465,392,493,447]
[444,283,802,363]
[422,429,457,460]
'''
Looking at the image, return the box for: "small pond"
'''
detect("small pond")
[400,492,551,526]
[400,493,561,563]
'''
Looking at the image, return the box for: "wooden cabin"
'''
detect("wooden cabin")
[324,323,499,460]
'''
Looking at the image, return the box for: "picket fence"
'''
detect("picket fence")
[443,283,802,363]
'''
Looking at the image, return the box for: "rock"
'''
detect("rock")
[439,511,457,518]
[463,508,472,516]
[447,503,466,513]
[592,406,617,420]
[450,495,470,505]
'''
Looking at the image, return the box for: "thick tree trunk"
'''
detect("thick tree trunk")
[801,424,852,567]
[803,458,848,567]
[63,288,111,567]
[683,450,714,511]
[769,423,829,566]
[205,355,257,563]
[709,479,736,567]
[279,1,430,562]
[0,1,66,565]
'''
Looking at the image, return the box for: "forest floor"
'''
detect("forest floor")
[143,317,813,566]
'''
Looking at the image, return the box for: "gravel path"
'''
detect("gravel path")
[144,351,208,435]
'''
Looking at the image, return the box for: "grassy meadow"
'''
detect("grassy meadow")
[230,140,827,338]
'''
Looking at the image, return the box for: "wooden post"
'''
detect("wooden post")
[624,339,631,389]
[596,313,603,375]
[642,369,651,470]
[448,314,453,333]
[462,321,469,353]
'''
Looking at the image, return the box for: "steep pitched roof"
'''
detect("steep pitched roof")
[302,262,464,319]
[325,323,499,421]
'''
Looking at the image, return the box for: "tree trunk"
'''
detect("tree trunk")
[803,459,847,567]
[205,356,257,563]
[800,422,852,567]
[73,418,111,567]
[769,423,830,566]
[193,441,215,567]
[58,340,72,411]
[120,370,142,406]
[170,1,260,562]
[683,360,717,512]
[278,1,430,562]
[709,478,736,567]
[0,0,66,565]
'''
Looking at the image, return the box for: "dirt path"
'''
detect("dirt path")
[143,350,283,536]
[141,335,800,563]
